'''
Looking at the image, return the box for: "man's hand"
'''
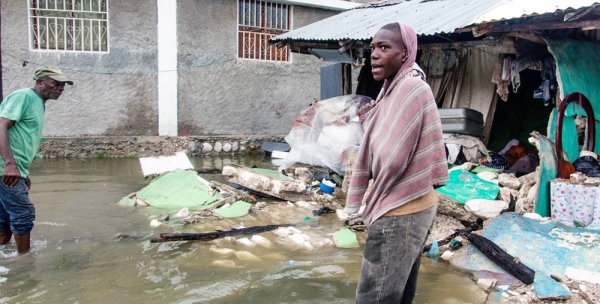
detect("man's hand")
[25,177,31,190]
[2,163,21,188]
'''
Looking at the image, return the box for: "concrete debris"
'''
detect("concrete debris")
[293,167,313,184]
[498,173,522,190]
[526,184,539,202]
[441,250,454,260]
[235,237,256,248]
[234,251,262,262]
[294,200,320,211]
[449,162,476,172]
[465,199,509,219]
[477,171,499,182]
[438,194,479,223]
[211,260,237,268]
[518,171,538,187]
[209,246,235,257]
[565,267,600,284]
[427,213,465,244]
[174,207,190,219]
[125,147,600,303]
[250,235,273,249]
[477,278,498,291]
[499,187,519,203]
[517,183,532,200]
[516,198,535,214]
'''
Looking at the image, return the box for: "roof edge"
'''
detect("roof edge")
[274,0,362,11]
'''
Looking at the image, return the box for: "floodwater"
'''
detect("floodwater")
[0,157,487,303]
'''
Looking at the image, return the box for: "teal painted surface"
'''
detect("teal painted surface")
[213,200,253,218]
[135,169,221,211]
[451,213,600,296]
[535,131,558,216]
[548,108,579,162]
[548,39,600,160]
[435,170,500,204]
[333,228,360,249]
[534,271,571,299]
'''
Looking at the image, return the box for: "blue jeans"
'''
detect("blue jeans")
[356,204,438,304]
[0,178,35,235]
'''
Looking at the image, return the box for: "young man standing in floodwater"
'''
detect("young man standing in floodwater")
[344,22,448,303]
[0,66,73,254]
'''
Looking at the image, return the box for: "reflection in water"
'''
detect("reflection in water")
[0,157,486,303]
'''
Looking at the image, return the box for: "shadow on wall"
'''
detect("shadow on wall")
[103,76,158,136]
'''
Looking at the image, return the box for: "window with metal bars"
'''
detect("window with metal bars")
[28,0,109,53]
[238,0,290,62]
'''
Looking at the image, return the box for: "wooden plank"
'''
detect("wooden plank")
[461,230,535,285]
[150,224,294,243]
[506,31,546,44]
[419,38,516,54]
[475,20,600,34]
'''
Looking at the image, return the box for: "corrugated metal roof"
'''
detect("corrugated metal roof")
[272,0,600,42]
[276,0,362,11]
[272,0,505,42]
[473,0,600,24]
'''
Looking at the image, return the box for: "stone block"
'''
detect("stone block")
[202,142,213,152]
[214,141,223,152]
[223,142,232,152]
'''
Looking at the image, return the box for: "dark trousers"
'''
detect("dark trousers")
[356,204,437,304]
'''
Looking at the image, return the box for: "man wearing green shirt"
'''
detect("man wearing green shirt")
[0,66,73,254]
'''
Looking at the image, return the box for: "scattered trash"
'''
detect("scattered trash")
[279,94,372,174]
[333,228,359,249]
[139,151,194,177]
[150,219,161,228]
[320,179,336,194]
[213,201,252,219]
[448,239,463,251]
[125,169,221,211]
[428,239,440,258]
[312,206,335,216]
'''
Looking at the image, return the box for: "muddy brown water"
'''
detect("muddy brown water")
[0,157,486,303]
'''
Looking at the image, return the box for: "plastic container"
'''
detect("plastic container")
[320,180,336,194]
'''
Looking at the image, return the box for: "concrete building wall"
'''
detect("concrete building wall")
[1,0,339,137]
[0,0,159,136]
[177,0,338,135]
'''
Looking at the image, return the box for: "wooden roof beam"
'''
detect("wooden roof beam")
[419,37,516,54]
[470,20,600,36]
[505,31,546,45]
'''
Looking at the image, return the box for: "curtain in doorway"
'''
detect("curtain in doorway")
[419,47,498,144]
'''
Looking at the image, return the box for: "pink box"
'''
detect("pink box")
[550,179,600,227]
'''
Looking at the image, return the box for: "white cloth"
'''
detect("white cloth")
[444,134,489,162]
[445,143,461,164]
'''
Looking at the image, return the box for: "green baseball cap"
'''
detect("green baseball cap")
[33,66,74,85]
